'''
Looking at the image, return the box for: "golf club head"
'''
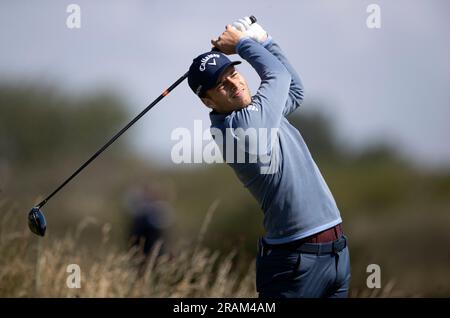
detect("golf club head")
[28,207,46,236]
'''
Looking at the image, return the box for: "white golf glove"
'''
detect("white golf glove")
[232,16,268,44]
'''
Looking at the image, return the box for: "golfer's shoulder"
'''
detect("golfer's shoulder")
[227,104,264,131]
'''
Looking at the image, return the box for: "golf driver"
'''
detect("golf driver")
[28,15,257,237]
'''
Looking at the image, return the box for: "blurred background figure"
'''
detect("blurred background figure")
[124,182,174,262]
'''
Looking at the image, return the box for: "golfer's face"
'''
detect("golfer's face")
[205,66,251,113]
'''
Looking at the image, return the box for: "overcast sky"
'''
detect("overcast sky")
[1,0,449,168]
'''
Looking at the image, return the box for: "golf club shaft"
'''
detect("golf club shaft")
[36,71,189,209]
[36,15,258,209]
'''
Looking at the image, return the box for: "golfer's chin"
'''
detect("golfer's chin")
[230,93,251,109]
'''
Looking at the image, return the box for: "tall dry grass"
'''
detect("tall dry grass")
[0,200,409,298]
[0,200,256,297]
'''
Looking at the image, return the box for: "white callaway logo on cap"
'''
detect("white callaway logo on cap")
[199,53,220,71]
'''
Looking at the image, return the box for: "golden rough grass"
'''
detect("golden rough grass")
[0,227,257,297]
[0,201,405,298]
[0,201,257,298]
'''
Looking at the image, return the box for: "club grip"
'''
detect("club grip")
[212,15,257,52]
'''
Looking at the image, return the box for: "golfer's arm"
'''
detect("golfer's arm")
[262,37,304,116]
[235,37,291,129]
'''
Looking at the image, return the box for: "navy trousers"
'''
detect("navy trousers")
[256,235,351,298]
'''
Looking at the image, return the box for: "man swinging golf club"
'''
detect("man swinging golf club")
[26,14,350,298]
[187,16,351,298]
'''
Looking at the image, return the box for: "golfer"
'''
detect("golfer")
[187,17,351,298]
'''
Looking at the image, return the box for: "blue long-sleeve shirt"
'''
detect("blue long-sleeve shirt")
[209,37,342,244]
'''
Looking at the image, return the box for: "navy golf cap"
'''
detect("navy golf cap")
[188,51,241,97]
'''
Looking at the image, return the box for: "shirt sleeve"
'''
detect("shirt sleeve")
[232,37,292,132]
[262,36,304,116]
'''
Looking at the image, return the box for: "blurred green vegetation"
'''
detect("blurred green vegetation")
[0,84,128,165]
[1,84,450,296]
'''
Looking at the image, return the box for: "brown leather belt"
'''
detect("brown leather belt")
[264,224,344,249]
[302,223,343,244]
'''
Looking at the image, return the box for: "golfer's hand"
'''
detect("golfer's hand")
[232,16,268,43]
[211,25,245,55]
